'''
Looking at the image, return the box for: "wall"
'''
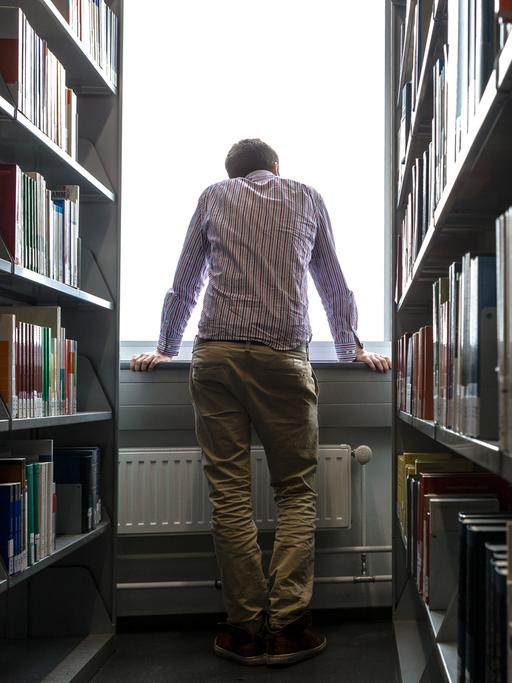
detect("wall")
[117,342,392,616]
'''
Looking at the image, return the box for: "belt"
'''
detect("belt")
[195,337,308,353]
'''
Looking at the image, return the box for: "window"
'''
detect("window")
[121,0,387,347]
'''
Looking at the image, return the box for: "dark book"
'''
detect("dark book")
[0,482,15,575]
[465,526,506,682]
[52,454,94,533]
[447,261,462,429]
[456,515,512,683]
[466,255,498,439]
[492,564,508,683]
[485,545,507,682]
[53,447,101,526]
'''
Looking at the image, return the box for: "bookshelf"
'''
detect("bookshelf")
[391,0,512,681]
[0,0,122,680]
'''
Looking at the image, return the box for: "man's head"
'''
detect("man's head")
[225,139,279,179]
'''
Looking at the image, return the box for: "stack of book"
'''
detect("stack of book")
[396,325,433,419]
[396,49,448,303]
[53,0,119,87]
[397,453,512,605]
[432,253,497,439]
[0,8,78,157]
[458,511,512,683]
[446,1,512,167]
[53,445,101,533]
[0,306,77,419]
[0,440,55,575]
[398,251,498,439]
[0,440,101,576]
[0,165,81,286]
[496,208,512,454]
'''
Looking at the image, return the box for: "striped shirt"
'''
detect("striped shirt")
[157,169,359,361]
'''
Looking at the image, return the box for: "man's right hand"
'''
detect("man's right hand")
[130,349,174,372]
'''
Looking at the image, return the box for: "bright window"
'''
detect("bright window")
[121,0,386,345]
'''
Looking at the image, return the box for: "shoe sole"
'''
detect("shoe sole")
[214,643,267,666]
[266,638,327,666]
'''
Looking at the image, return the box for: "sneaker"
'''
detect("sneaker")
[214,622,266,666]
[266,612,327,666]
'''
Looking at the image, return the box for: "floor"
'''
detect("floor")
[91,610,400,683]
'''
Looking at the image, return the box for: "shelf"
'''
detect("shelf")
[397,72,512,311]
[5,265,114,310]
[7,519,110,589]
[425,605,446,639]
[0,420,9,432]
[0,633,115,682]
[398,411,435,438]
[437,643,457,683]
[0,579,7,595]
[0,0,116,95]
[397,0,447,209]
[434,75,506,228]
[0,93,15,120]
[11,411,112,430]
[398,411,502,477]
[0,257,11,274]
[435,426,501,476]
[0,111,115,202]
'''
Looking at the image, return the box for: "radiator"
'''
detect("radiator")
[118,445,351,534]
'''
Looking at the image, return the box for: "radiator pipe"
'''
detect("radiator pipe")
[117,575,392,591]
[118,545,392,563]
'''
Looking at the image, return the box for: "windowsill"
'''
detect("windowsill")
[120,340,392,371]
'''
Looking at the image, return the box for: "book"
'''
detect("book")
[53,453,95,532]
[0,313,17,418]
[418,473,512,597]
[427,496,499,608]
[0,457,26,572]
[465,525,507,682]
[0,8,72,151]
[496,210,512,453]
[456,514,512,682]
[466,255,498,439]
[0,483,15,575]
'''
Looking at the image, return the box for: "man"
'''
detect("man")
[131,139,391,667]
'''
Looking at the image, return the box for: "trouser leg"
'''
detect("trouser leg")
[244,347,319,630]
[189,344,267,629]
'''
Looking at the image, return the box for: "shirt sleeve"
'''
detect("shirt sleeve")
[309,191,359,362]
[157,193,209,355]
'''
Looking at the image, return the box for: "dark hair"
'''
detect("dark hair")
[225,139,279,178]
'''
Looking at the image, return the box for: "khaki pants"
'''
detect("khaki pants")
[189,340,319,631]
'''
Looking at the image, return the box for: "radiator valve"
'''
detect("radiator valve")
[352,445,372,465]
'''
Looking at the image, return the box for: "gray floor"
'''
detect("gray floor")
[91,612,400,683]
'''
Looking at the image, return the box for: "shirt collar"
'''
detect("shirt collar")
[245,169,276,182]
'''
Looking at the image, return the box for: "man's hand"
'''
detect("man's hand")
[355,347,392,373]
[130,349,174,372]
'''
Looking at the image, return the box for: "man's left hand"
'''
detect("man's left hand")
[130,349,174,372]
[355,348,392,373]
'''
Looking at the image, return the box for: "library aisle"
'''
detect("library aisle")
[91,612,400,683]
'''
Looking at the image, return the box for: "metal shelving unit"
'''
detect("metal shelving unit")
[0,0,116,94]
[0,1,123,680]
[390,0,512,680]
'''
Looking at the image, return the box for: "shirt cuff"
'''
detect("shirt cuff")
[335,341,357,362]
[157,336,181,356]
